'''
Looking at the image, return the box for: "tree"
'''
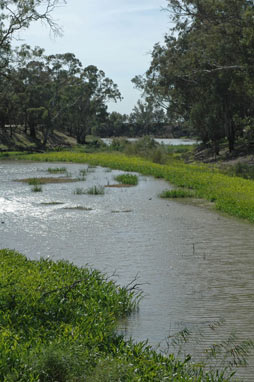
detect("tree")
[0,0,66,75]
[129,99,167,136]
[65,65,122,144]
[133,0,254,151]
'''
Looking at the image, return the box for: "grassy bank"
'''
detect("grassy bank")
[16,150,254,223]
[0,249,236,381]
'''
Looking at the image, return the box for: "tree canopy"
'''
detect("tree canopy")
[133,0,254,151]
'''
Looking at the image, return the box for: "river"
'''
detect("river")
[0,160,254,380]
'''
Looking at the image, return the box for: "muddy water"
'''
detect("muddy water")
[1,161,254,380]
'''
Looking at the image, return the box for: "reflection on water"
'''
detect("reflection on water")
[1,161,254,380]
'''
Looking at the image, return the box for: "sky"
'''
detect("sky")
[18,0,170,115]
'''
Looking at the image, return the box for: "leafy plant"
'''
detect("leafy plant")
[28,178,42,186]
[85,185,105,195]
[47,167,67,174]
[114,173,138,185]
[159,189,195,198]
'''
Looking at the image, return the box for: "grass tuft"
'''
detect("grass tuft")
[114,173,138,185]
[47,167,67,174]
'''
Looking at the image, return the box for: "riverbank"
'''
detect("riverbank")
[13,150,254,223]
[0,249,236,382]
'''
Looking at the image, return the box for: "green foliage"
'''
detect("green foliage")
[223,162,254,180]
[27,178,42,186]
[133,0,254,152]
[114,173,138,185]
[0,249,142,381]
[85,185,105,195]
[159,189,195,198]
[19,151,254,222]
[0,249,238,381]
[47,167,67,174]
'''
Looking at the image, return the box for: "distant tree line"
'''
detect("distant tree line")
[0,0,173,148]
[133,0,254,152]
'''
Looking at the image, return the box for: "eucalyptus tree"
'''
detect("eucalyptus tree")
[133,0,254,151]
[66,65,122,144]
[0,0,66,75]
[129,99,167,136]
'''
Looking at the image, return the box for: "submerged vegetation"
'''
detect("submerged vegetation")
[0,249,238,381]
[17,150,254,223]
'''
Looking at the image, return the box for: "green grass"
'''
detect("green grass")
[27,178,42,186]
[13,150,254,223]
[47,167,67,174]
[160,189,195,198]
[114,173,138,185]
[0,249,237,381]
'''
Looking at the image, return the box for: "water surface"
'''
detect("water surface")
[0,161,254,380]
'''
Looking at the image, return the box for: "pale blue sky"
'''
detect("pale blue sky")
[19,0,170,114]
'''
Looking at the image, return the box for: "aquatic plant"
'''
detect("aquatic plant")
[85,185,105,195]
[31,184,42,192]
[160,189,195,198]
[79,168,87,179]
[17,151,254,223]
[114,173,138,185]
[0,249,237,381]
[73,187,86,195]
[28,178,42,186]
[74,185,104,195]
[47,167,67,174]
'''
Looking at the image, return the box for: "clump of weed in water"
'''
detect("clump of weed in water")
[32,185,42,192]
[74,187,86,195]
[159,189,194,198]
[28,178,42,186]
[86,185,105,195]
[77,168,87,181]
[114,174,138,185]
[47,167,67,174]
[74,186,105,195]
[79,168,87,176]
